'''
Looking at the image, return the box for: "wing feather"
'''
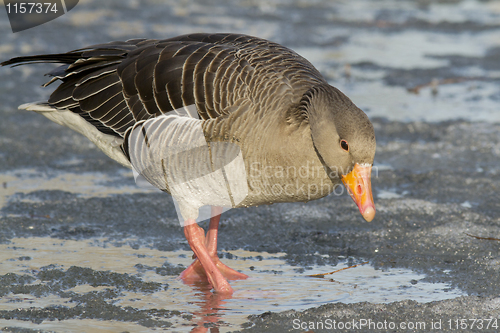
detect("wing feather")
[2,33,327,139]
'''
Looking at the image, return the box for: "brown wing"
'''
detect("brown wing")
[1,33,326,137]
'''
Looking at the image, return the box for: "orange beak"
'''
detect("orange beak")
[341,163,376,222]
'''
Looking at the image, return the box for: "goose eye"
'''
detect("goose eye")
[340,139,349,151]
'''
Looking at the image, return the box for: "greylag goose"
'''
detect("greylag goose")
[1,33,376,294]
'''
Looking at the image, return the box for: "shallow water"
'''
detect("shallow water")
[0,170,469,331]
[0,237,464,332]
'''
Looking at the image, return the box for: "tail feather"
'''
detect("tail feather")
[0,53,84,67]
[19,101,55,112]
[0,40,148,68]
[18,101,131,168]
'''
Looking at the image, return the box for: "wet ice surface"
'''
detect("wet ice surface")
[1,0,500,332]
[0,237,464,332]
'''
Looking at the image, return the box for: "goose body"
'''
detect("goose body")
[2,33,376,293]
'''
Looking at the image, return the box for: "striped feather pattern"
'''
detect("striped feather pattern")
[2,33,326,138]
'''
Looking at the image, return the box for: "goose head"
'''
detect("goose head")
[305,84,376,222]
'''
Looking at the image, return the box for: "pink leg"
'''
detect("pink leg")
[205,206,223,255]
[182,219,233,294]
[205,207,248,280]
[179,207,248,288]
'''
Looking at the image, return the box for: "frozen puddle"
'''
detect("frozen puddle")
[0,237,465,332]
[0,168,145,210]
